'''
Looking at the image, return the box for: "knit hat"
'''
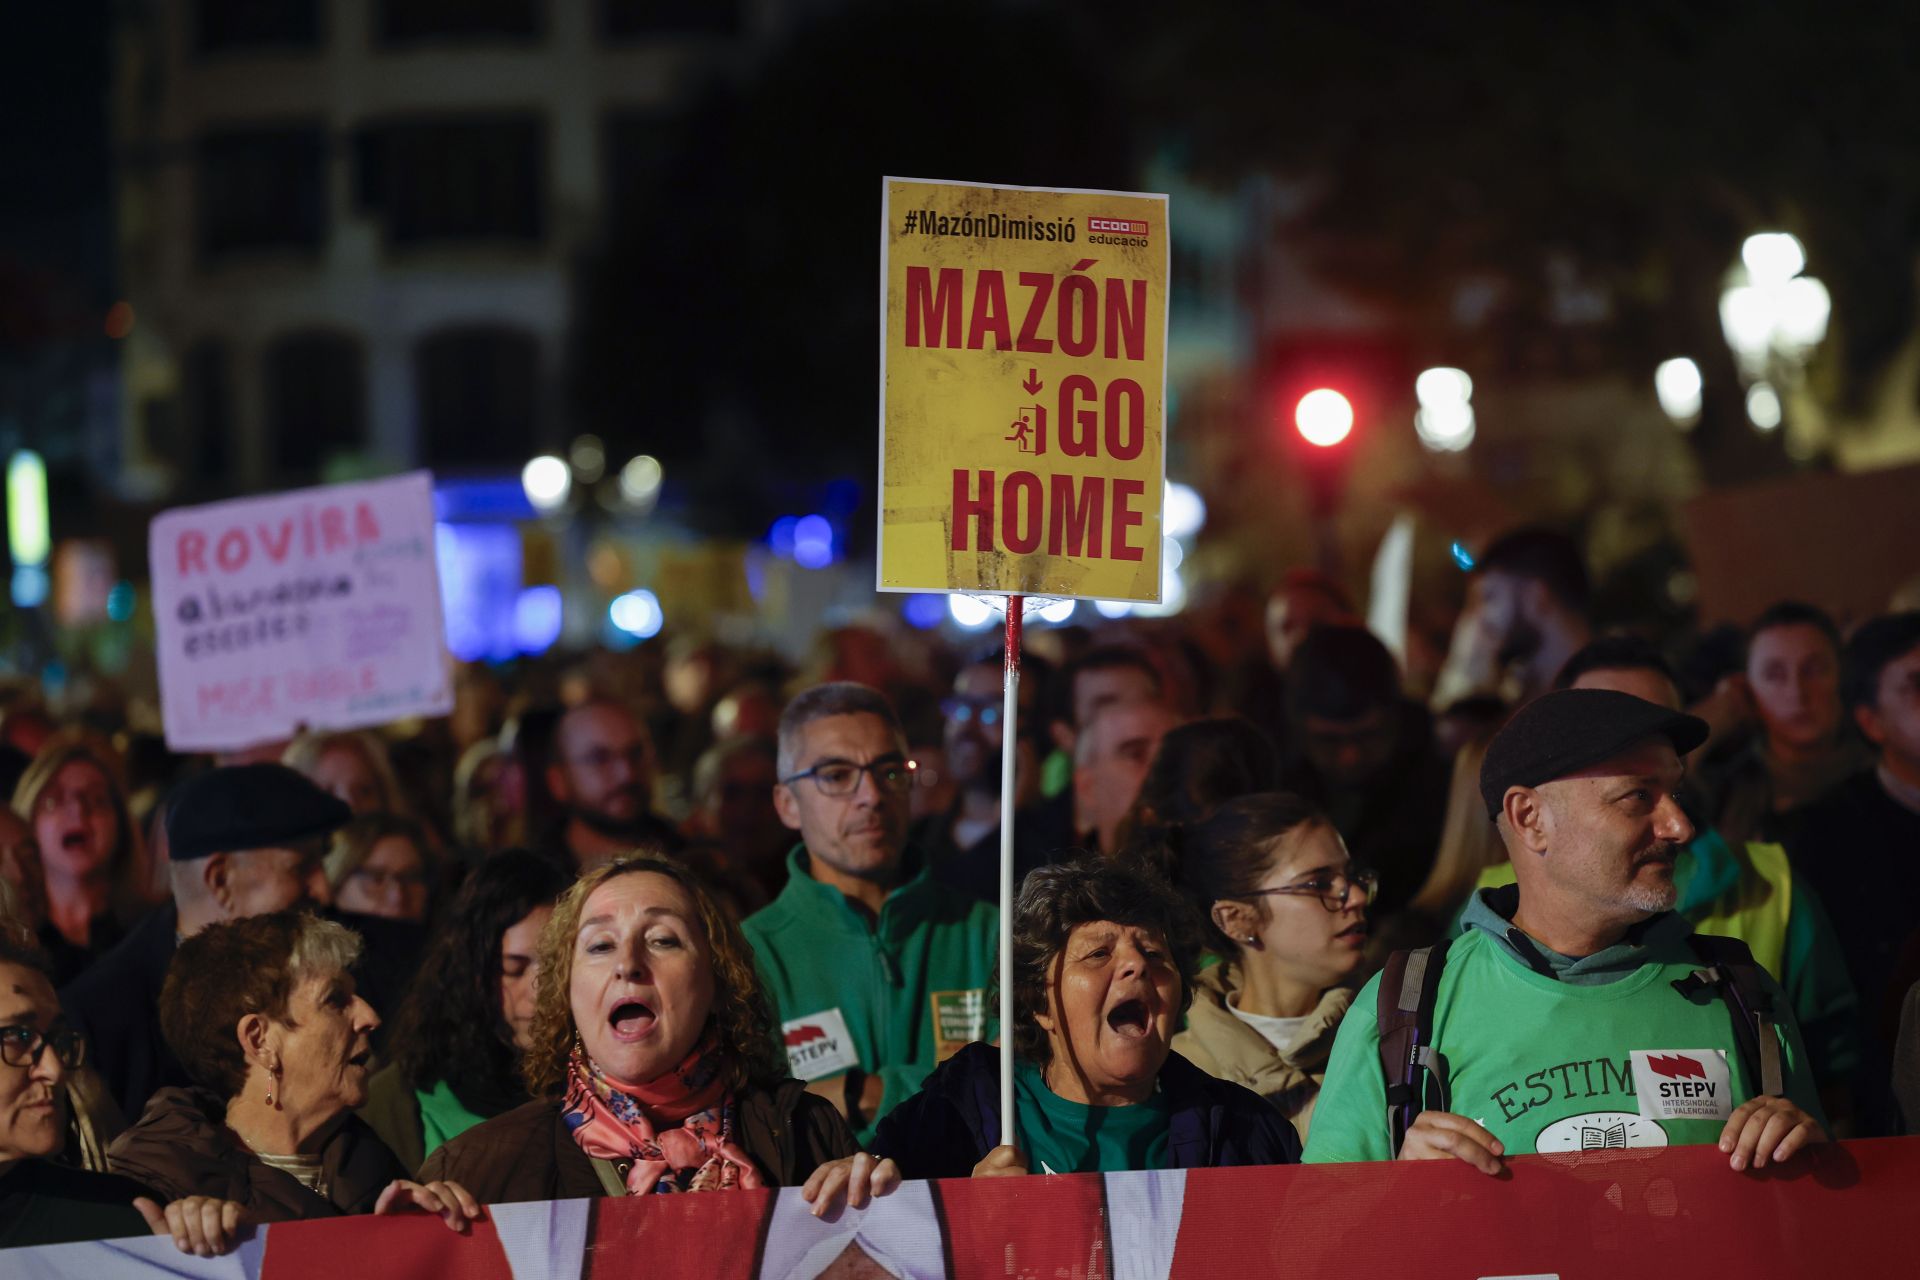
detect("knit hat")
[1479,689,1708,820]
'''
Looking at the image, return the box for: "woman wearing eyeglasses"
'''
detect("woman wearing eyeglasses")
[324,814,436,925]
[1164,793,1373,1144]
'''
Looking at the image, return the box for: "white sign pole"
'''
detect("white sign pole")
[999,594,1024,1149]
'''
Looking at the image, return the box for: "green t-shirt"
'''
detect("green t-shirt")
[1303,920,1824,1163]
[1013,1059,1171,1175]
[416,1079,488,1159]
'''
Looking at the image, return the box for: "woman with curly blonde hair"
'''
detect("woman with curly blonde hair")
[420,857,856,1202]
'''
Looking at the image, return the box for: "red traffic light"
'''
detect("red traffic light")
[1294,388,1354,447]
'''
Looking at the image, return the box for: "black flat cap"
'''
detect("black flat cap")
[167,764,353,861]
[1479,689,1708,820]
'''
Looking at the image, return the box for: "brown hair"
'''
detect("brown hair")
[1163,792,1330,955]
[522,857,782,1097]
[1008,857,1205,1067]
[282,730,406,816]
[323,812,434,895]
[12,731,145,921]
[159,911,362,1100]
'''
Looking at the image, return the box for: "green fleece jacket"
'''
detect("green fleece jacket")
[1305,887,1825,1163]
[742,846,997,1145]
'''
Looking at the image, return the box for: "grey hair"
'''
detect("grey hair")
[290,914,363,983]
[776,682,905,776]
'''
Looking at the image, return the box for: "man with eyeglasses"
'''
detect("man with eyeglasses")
[542,699,683,872]
[744,682,996,1144]
[1305,690,1828,1174]
[0,937,251,1252]
[912,647,1073,903]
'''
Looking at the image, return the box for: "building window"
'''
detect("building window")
[355,115,545,248]
[264,331,367,473]
[376,0,542,46]
[179,340,235,481]
[416,326,539,466]
[598,0,741,39]
[194,0,322,53]
[196,125,327,261]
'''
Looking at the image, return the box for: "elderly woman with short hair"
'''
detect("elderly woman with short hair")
[107,912,478,1231]
[805,857,1300,1212]
[420,857,857,1202]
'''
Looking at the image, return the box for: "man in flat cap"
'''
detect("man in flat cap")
[1304,690,1827,1172]
[62,764,349,1122]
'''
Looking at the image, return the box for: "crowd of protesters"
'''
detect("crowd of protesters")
[2,523,1918,1250]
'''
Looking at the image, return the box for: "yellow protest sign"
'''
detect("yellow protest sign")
[878,177,1168,601]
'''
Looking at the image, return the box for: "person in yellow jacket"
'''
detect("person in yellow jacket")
[1454,637,1861,1102]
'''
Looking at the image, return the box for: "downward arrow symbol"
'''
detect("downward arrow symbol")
[1022,368,1043,394]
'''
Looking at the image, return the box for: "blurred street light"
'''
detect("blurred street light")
[1654,357,1704,426]
[1163,481,1207,539]
[619,454,663,506]
[521,455,571,512]
[1414,367,1475,452]
[1741,232,1806,286]
[1294,388,1354,447]
[1746,383,1783,431]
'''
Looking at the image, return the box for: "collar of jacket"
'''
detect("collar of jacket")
[1460,883,1694,984]
[772,842,942,944]
[1184,963,1353,1078]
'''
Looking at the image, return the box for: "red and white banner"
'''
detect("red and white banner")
[11,1139,1915,1279]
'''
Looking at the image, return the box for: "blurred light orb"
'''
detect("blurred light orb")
[902,594,947,630]
[106,580,136,623]
[1163,481,1207,539]
[569,435,606,484]
[948,595,997,628]
[1719,286,1776,368]
[1035,598,1077,624]
[1775,277,1832,349]
[521,455,571,512]
[1414,403,1475,452]
[609,588,664,639]
[1741,232,1806,286]
[1654,358,1704,425]
[512,586,563,654]
[1163,536,1184,571]
[619,455,664,505]
[1746,383,1784,431]
[1094,599,1134,618]
[792,515,834,570]
[1414,367,1473,408]
[1450,541,1476,571]
[1294,389,1353,447]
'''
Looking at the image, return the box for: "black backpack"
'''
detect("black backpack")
[1375,932,1786,1154]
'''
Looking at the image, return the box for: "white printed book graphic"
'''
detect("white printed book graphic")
[781,1007,861,1080]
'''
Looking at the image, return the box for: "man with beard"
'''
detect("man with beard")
[1306,689,1828,1170]
[912,648,1072,903]
[1439,526,1592,709]
[542,699,683,872]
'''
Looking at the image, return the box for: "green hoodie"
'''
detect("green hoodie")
[742,845,997,1145]
[1304,887,1825,1164]
[1456,827,1860,1083]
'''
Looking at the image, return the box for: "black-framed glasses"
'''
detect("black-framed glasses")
[0,1019,86,1070]
[780,756,916,797]
[1239,868,1378,913]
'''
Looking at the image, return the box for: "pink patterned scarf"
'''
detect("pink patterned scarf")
[561,1036,765,1195]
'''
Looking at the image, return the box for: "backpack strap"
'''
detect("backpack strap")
[1676,933,1784,1098]
[1376,938,1453,1154]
